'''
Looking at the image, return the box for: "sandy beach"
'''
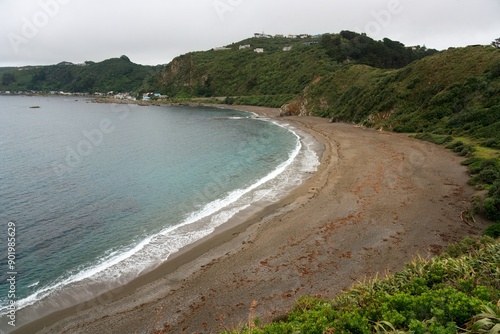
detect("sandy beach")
[15,105,488,334]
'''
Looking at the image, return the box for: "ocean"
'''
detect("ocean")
[0,96,319,330]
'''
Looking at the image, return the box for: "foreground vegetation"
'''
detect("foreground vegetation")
[227,237,500,334]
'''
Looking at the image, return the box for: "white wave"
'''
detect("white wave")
[27,281,39,288]
[226,116,248,120]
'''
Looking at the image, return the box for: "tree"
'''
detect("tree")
[2,72,16,86]
[492,38,500,49]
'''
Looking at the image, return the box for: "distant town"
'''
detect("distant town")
[213,32,322,53]
[0,90,168,102]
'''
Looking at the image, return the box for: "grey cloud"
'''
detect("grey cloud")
[1,0,499,67]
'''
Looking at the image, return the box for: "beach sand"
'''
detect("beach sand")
[15,105,488,334]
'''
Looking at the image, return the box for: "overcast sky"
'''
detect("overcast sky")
[1,0,499,67]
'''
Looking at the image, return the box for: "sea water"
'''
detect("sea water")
[0,96,319,330]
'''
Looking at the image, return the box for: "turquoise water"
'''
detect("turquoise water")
[0,96,319,329]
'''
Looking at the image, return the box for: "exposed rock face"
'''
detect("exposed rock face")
[279,76,324,117]
[280,98,311,117]
[159,54,197,88]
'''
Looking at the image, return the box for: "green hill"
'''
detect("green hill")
[285,46,500,148]
[149,32,436,106]
[0,55,158,93]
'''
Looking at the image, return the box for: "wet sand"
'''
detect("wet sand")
[14,105,487,334]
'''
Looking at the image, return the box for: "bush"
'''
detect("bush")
[415,133,453,145]
[446,141,465,151]
[484,197,500,221]
[225,238,500,334]
[485,223,500,238]
[479,166,500,184]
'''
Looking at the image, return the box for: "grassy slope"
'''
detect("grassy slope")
[153,37,338,107]
[152,33,436,107]
[296,46,500,148]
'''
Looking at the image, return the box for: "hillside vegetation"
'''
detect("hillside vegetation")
[287,46,500,146]
[149,32,436,107]
[0,55,157,93]
[282,45,500,226]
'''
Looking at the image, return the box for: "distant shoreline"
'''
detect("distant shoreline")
[13,105,487,334]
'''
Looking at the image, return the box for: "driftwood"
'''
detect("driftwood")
[461,210,475,227]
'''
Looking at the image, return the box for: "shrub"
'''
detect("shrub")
[479,166,500,184]
[415,133,453,145]
[484,197,500,221]
[225,238,500,334]
[485,223,500,238]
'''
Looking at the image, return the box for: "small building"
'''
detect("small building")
[114,93,129,100]
[287,34,298,39]
[254,33,272,39]
[283,46,293,52]
[239,45,251,50]
[214,47,231,51]
[254,48,264,53]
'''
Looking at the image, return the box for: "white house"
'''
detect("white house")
[283,46,293,52]
[254,48,264,53]
[239,45,251,50]
[254,33,272,39]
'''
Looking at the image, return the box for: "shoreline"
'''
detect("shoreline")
[12,105,488,334]
[8,104,326,334]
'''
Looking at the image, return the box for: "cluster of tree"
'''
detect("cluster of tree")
[492,37,500,49]
[2,72,16,86]
[320,31,438,68]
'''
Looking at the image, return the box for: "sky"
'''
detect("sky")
[0,0,499,67]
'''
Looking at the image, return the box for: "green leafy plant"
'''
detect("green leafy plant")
[224,238,500,334]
